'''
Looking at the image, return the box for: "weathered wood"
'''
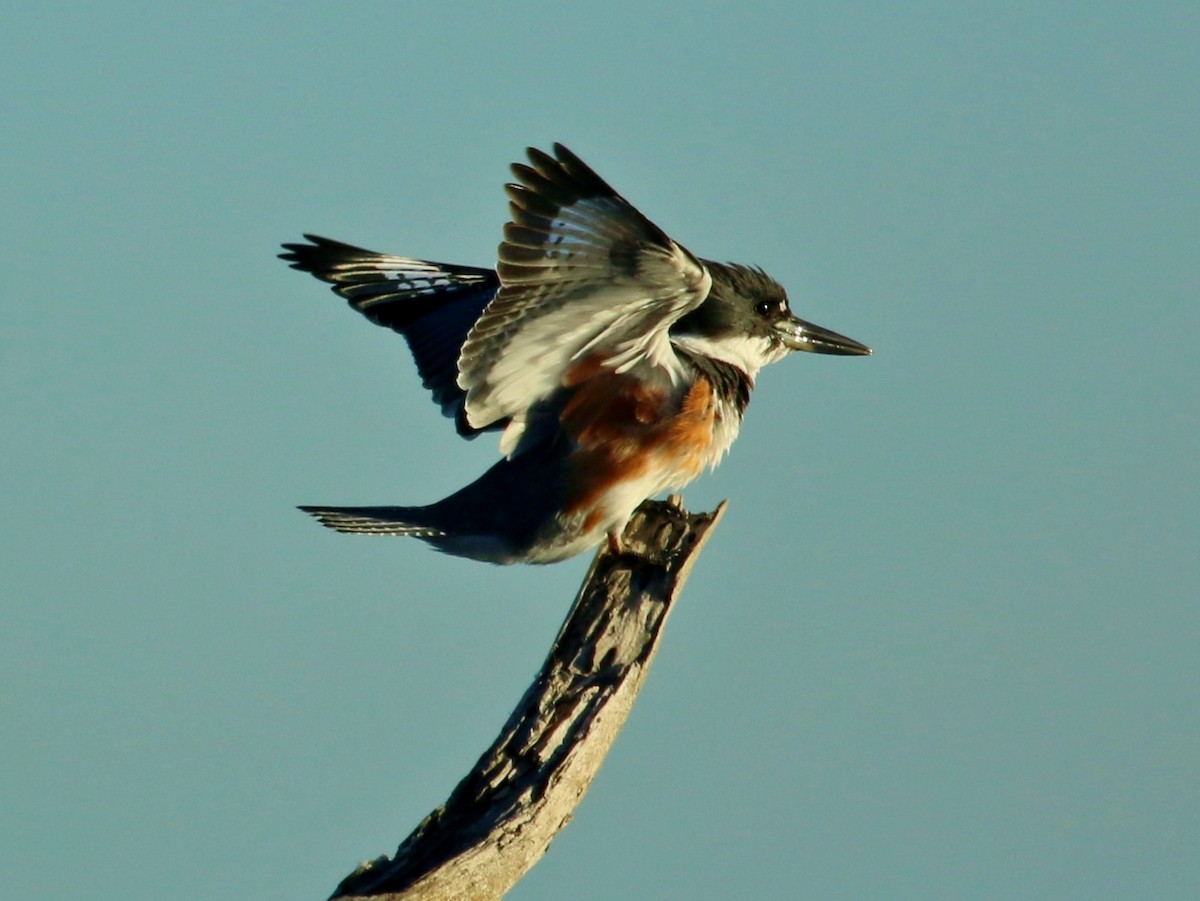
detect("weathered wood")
[330,496,726,900]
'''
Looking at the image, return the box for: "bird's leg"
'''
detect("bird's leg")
[606,530,623,555]
[600,499,704,566]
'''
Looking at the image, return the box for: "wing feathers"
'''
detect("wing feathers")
[280,234,500,435]
[457,145,711,439]
[283,145,711,459]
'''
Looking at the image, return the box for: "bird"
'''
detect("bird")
[280,143,870,564]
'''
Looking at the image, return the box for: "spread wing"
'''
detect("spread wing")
[280,234,501,436]
[456,144,712,450]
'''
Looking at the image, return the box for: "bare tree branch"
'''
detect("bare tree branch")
[330,496,726,900]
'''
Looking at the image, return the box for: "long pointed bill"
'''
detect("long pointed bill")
[775,315,872,356]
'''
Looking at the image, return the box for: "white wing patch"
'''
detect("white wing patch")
[456,146,712,454]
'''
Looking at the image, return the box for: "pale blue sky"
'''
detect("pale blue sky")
[3,3,1197,899]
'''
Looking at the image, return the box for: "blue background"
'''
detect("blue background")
[4,3,1197,899]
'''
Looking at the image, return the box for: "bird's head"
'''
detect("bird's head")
[670,262,871,379]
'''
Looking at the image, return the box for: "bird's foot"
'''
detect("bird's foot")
[606,531,623,555]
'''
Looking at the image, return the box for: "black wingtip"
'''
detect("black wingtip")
[278,234,325,270]
[525,145,556,170]
[279,234,376,276]
[551,142,582,168]
[515,143,617,205]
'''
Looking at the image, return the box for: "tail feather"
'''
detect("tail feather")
[298,505,445,537]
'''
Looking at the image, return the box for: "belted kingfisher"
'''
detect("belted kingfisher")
[281,144,870,564]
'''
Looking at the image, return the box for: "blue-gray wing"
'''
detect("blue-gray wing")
[280,234,500,436]
[456,144,712,454]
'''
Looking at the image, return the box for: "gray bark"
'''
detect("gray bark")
[330,496,726,900]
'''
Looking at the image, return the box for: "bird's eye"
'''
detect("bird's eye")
[755,301,776,316]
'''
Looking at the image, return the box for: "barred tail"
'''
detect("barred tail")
[298,505,446,537]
